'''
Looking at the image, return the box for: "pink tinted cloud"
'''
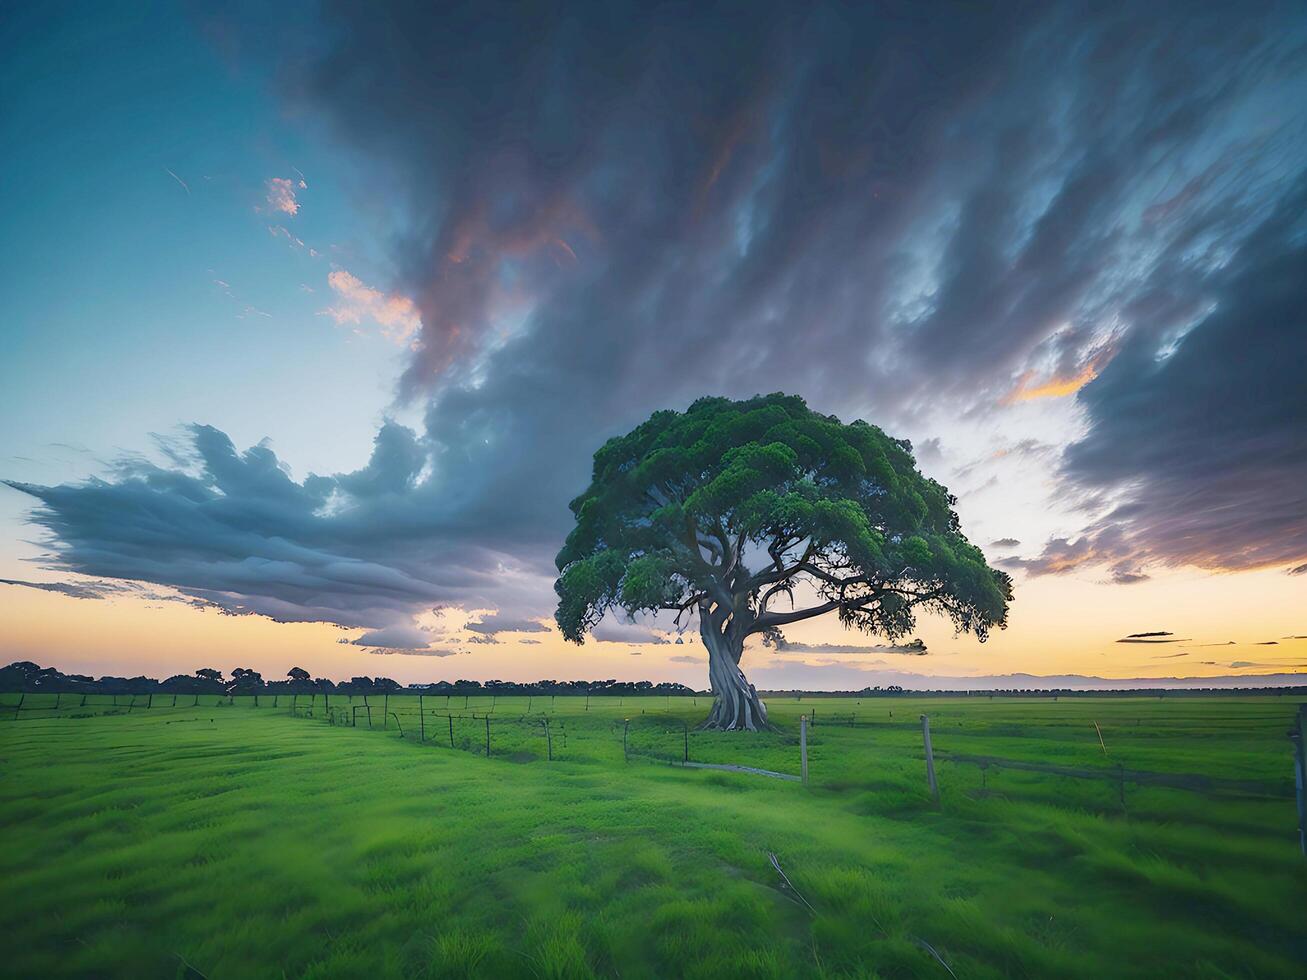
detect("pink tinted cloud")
[265,177,300,216]
[321,269,421,345]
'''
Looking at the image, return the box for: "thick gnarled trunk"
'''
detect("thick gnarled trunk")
[701,619,769,731]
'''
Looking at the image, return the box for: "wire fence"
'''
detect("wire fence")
[3,691,1302,837]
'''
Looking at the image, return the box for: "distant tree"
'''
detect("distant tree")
[287,667,311,682]
[555,394,1012,730]
[227,668,265,695]
[0,661,55,692]
[372,677,401,693]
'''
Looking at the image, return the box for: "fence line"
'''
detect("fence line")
[5,692,1301,813]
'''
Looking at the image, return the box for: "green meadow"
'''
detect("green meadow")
[1,694,1304,978]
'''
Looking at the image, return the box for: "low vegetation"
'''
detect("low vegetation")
[1,695,1303,977]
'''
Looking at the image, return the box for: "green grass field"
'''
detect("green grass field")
[2,694,1304,978]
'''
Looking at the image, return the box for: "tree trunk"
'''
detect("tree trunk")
[701,619,770,731]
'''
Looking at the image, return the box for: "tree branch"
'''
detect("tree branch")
[752,599,842,632]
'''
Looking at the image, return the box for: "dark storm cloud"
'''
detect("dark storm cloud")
[7,1,1307,631]
[5,423,552,631]
[1016,187,1307,578]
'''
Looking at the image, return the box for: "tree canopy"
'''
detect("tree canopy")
[554,393,1013,728]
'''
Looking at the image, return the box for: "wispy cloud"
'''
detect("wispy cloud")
[591,620,673,645]
[1001,355,1105,404]
[165,168,190,195]
[466,613,551,636]
[763,635,928,655]
[321,269,421,344]
[264,177,301,216]
[366,647,464,657]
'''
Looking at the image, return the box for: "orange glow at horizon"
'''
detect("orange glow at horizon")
[2,565,1304,688]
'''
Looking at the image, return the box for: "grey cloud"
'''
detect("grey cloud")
[669,655,706,664]
[465,614,551,636]
[352,624,435,649]
[4,422,552,635]
[763,636,928,656]
[8,2,1307,645]
[590,621,672,645]
[990,538,1020,549]
[1019,182,1307,578]
[1,577,137,600]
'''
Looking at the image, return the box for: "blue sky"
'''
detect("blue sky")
[1,3,401,483]
[2,2,1305,687]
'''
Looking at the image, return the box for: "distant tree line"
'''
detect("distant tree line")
[0,661,700,697]
[2,661,1300,699]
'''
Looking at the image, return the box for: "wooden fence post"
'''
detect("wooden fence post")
[485,715,491,757]
[449,714,455,748]
[383,693,389,727]
[419,695,425,742]
[1293,704,1306,858]
[623,719,630,762]
[683,719,690,763]
[544,717,552,761]
[800,715,809,785]
[921,714,939,805]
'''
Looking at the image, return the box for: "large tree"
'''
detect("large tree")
[555,394,1012,731]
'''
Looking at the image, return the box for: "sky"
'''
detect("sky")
[1,1,1305,690]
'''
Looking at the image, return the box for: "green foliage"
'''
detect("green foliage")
[555,393,1012,645]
